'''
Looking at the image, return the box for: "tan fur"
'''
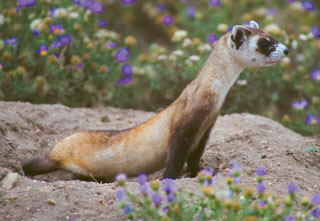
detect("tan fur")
[27,22,288,180]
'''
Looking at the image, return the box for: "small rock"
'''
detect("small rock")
[108,199,115,205]
[9,195,18,200]
[0,172,18,190]
[266,148,272,152]
[261,155,267,159]
[267,155,273,159]
[261,140,267,145]
[224,168,230,173]
[47,198,56,205]
[100,115,110,122]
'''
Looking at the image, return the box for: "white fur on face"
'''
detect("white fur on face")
[269,42,287,60]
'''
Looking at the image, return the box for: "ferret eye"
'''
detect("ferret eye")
[258,39,269,48]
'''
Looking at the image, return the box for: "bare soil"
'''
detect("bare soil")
[0,101,319,220]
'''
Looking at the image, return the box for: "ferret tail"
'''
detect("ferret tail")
[22,154,60,176]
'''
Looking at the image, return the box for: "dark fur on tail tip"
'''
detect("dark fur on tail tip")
[22,154,59,176]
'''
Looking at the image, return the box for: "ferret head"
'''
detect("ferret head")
[227,21,288,67]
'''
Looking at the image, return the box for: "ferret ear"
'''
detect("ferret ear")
[231,25,252,50]
[249,20,259,29]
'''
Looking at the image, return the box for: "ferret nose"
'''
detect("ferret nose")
[284,48,289,55]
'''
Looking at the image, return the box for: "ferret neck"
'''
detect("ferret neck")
[198,36,244,85]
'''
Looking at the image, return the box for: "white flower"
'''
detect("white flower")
[30,19,43,30]
[172,30,188,42]
[157,55,167,61]
[188,55,200,61]
[95,30,109,39]
[28,13,36,20]
[264,24,282,35]
[69,12,79,19]
[0,13,4,25]
[54,8,67,18]
[298,34,307,41]
[291,40,298,50]
[197,44,212,53]
[172,50,184,56]
[182,38,192,48]
[237,80,247,86]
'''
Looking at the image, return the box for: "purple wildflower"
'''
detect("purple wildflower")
[311,208,320,219]
[90,1,104,14]
[186,6,196,19]
[116,188,126,201]
[17,0,36,7]
[64,216,77,221]
[257,182,266,193]
[98,20,107,27]
[53,53,60,59]
[311,69,320,81]
[311,26,320,38]
[229,163,241,178]
[256,166,267,176]
[304,114,319,125]
[207,33,218,44]
[50,23,63,35]
[73,0,81,5]
[286,0,297,2]
[82,0,93,9]
[201,168,215,177]
[139,183,150,194]
[115,48,130,63]
[136,174,147,185]
[209,0,221,7]
[310,193,320,206]
[121,0,136,5]
[115,173,127,182]
[162,15,173,26]
[37,44,48,56]
[287,182,297,194]
[162,178,176,194]
[15,7,21,13]
[258,200,267,208]
[292,98,308,110]
[227,26,233,32]
[77,63,83,69]
[155,3,166,13]
[117,76,132,85]
[267,9,277,15]
[152,193,163,206]
[107,41,117,48]
[4,37,18,46]
[49,8,56,17]
[124,203,131,214]
[122,64,133,76]
[284,216,295,221]
[167,191,175,203]
[301,1,315,11]
[51,40,61,49]
[0,63,5,70]
[33,29,40,37]
[59,34,72,45]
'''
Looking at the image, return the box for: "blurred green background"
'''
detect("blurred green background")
[0,0,319,135]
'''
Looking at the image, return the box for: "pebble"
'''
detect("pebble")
[267,155,273,159]
[0,172,18,190]
[266,148,272,152]
[224,168,230,173]
[108,199,115,205]
[47,198,56,205]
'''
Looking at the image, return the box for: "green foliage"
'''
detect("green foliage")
[307,143,320,153]
[115,167,320,220]
[0,0,320,135]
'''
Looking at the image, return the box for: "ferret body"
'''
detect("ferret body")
[22,21,288,181]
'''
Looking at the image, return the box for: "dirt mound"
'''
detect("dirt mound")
[0,101,319,220]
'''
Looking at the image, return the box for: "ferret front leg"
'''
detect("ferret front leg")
[187,126,213,177]
[163,134,191,179]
